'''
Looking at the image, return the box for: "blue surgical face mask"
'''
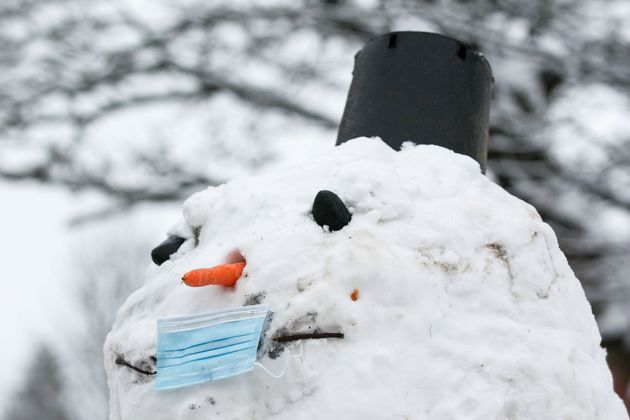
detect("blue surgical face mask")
[156,305,268,390]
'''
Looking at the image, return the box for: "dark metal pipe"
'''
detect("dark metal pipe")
[336,32,493,172]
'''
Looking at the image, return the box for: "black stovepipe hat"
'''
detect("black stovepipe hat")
[336,32,493,172]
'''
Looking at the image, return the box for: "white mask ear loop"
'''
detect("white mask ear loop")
[255,341,304,379]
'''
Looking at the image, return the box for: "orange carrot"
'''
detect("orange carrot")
[182,262,246,287]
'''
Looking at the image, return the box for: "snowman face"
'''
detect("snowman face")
[105,139,621,420]
[115,189,354,376]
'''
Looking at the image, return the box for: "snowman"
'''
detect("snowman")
[104,33,628,420]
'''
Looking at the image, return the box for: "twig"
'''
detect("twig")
[273,332,344,343]
[115,357,156,375]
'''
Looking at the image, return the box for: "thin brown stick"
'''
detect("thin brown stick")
[115,357,156,375]
[272,332,344,343]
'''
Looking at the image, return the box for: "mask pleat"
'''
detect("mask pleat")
[158,341,257,368]
[158,332,256,359]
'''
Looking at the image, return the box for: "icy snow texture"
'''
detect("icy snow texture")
[105,137,627,420]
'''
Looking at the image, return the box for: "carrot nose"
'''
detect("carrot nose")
[182,262,246,287]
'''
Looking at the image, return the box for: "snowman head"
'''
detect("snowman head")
[105,138,623,420]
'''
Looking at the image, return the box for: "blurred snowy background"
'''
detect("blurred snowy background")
[1,0,630,418]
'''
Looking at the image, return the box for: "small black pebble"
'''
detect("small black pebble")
[151,236,186,266]
[312,190,352,232]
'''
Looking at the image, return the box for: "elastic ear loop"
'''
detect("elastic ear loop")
[255,341,304,379]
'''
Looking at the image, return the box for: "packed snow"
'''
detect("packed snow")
[104,137,627,419]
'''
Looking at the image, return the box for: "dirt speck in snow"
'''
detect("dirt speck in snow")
[487,242,513,279]
[351,288,359,301]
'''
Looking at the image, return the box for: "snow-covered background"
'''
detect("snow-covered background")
[1,0,630,418]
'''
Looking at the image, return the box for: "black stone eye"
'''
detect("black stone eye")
[151,236,186,266]
[312,190,352,231]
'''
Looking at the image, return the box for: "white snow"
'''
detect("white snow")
[104,137,627,420]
